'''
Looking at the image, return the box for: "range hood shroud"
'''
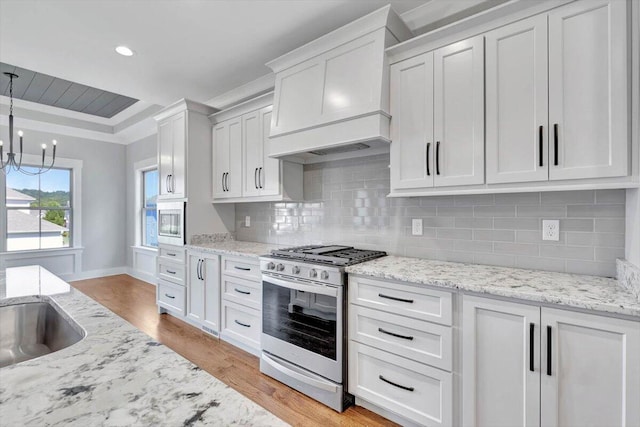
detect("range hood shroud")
[265,5,413,164]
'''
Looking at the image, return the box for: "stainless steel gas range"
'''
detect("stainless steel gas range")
[259,245,386,412]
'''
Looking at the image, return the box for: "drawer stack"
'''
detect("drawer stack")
[157,245,187,316]
[348,275,454,426]
[220,255,262,355]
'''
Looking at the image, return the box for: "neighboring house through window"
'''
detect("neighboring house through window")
[5,166,72,251]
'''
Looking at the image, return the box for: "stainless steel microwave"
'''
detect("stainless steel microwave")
[157,201,185,246]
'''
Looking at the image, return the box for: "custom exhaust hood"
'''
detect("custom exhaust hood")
[265,5,413,164]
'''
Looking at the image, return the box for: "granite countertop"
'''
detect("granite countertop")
[186,241,281,258]
[346,256,640,318]
[0,266,288,427]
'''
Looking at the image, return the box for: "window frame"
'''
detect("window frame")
[1,153,82,254]
[141,167,158,248]
[133,157,158,251]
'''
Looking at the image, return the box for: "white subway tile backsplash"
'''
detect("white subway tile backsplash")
[235,155,625,277]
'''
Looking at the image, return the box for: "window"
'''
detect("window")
[142,168,158,248]
[5,166,72,251]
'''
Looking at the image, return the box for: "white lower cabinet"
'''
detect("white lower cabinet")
[219,255,262,355]
[187,251,220,335]
[157,279,186,316]
[463,294,640,427]
[348,275,454,426]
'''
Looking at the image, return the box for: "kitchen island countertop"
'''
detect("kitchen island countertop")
[0,265,288,426]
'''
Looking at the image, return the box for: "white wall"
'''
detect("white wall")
[0,125,126,279]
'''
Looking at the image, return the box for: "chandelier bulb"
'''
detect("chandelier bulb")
[52,139,57,145]
[18,130,23,137]
[41,143,47,150]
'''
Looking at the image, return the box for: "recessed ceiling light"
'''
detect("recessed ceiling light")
[115,46,134,57]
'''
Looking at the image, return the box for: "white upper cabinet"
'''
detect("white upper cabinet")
[390,35,484,192]
[486,0,628,185]
[266,5,413,163]
[433,36,485,187]
[158,112,186,199]
[390,52,434,190]
[210,93,302,203]
[486,15,549,184]
[548,0,628,180]
[212,116,242,199]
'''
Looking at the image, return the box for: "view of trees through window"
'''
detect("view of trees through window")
[5,166,72,251]
[143,169,158,247]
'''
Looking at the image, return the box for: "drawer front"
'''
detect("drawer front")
[222,256,261,281]
[350,305,452,371]
[349,275,453,325]
[221,300,261,352]
[157,280,186,315]
[159,245,186,263]
[349,342,452,427]
[158,260,186,285]
[222,275,261,310]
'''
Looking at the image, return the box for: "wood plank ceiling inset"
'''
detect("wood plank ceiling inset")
[0,62,138,118]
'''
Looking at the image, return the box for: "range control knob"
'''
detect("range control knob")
[292,266,301,274]
[309,269,318,278]
[320,270,330,280]
[276,263,285,272]
[266,262,275,270]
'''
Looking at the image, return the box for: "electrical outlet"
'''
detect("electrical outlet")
[245,216,250,227]
[542,219,560,241]
[412,218,423,236]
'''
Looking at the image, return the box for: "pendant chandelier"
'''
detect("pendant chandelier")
[1,72,57,175]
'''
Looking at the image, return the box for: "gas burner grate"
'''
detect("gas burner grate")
[270,245,386,266]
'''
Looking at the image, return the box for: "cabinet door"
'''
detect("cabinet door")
[486,15,549,184]
[212,117,241,199]
[433,36,485,187]
[462,295,540,427]
[202,256,220,333]
[170,112,186,198]
[187,255,204,323]
[390,52,434,190]
[259,107,281,196]
[242,110,262,197]
[541,307,640,427]
[548,0,628,180]
[158,118,173,198]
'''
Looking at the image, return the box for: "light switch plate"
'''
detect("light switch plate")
[542,219,559,241]
[412,218,423,236]
[245,216,250,227]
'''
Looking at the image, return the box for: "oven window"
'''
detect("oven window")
[263,280,337,360]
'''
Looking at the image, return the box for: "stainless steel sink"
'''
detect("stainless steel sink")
[0,301,85,368]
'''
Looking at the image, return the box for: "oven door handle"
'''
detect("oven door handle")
[262,275,338,297]
[261,353,338,393]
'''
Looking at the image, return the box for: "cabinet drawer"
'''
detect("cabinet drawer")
[350,305,452,371]
[158,260,186,285]
[222,275,261,310]
[349,276,453,326]
[349,342,452,427]
[157,280,186,316]
[159,245,186,263]
[221,300,261,352]
[222,256,261,281]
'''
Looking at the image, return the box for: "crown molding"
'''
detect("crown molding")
[205,73,275,110]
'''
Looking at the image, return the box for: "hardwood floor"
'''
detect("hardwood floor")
[71,274,398,427]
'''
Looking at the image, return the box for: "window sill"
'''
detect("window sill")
[131,245,158,254]
[1,247,84,257]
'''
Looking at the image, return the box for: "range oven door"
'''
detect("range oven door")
[261,274,343,383]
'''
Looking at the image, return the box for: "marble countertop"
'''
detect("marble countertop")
[346,256,640,318]
[186,241,281,258]
[0,266,288,426]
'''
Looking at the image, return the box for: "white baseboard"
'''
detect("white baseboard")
[64,266,128,282]
[126,267,157,286]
